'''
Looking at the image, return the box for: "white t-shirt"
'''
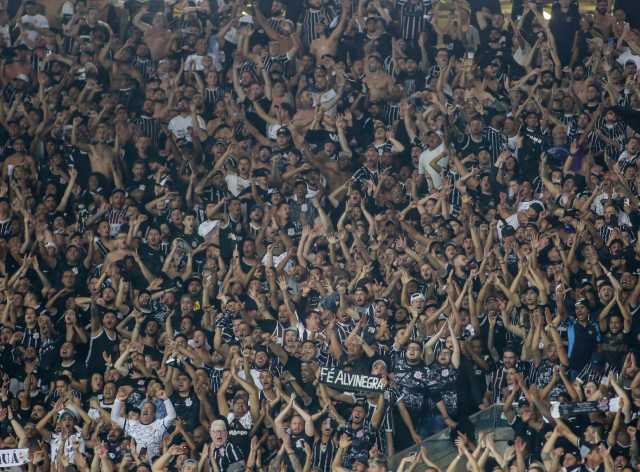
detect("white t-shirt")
[168,114,206,141]
[18,14,49,44]
[184,53,223,72]
[311,88,337,116]
[515,199,544,213]
[418,143,448,190]
[0,24,11,47]
[226,172,251,197]
[48,428,86,465]
[198,219,220,237]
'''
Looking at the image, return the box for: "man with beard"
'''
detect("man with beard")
[594,1,615,41]
[561,297,602,376]
[128,43,156,80]
[568,63,599,105]
[168,97,206,142]
[274,393,316,466]
[332,394,384,468]
[131,6,174,61]
[217,358,260,458]
[131,100,163,150]
[363,55,394,103]
[529,323,571,401]
[481,28,514,69]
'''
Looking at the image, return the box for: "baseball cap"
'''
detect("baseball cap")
[590,352,605,370]
[15,74,29,83]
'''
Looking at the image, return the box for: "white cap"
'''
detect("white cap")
[45,241,58,249]
[410,294,426,303]
[15,74,29,83]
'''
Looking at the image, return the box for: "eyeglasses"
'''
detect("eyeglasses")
[407,347,421,352]
[210,430,226,435]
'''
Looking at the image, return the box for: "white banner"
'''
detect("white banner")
[0,449,29,467]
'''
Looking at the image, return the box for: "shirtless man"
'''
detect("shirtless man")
[594,1,615,41]
[309,0,349,63]
[2,138,36,182]
[363,55,394,103]
[565,54,600,104]
[4,47,36,85]
[71,118,118,181]
[297,133,353,191]
[132,6,174,62]
[101,227,135,271]
[98,37,145,87]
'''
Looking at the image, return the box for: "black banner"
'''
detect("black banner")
[551,399,617,418]
[319,367,383,393]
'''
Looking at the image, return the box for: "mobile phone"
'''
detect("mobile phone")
[468,52,474,59]
[409,452,418,458]
[125,448,131,455]
[625,198,630,207]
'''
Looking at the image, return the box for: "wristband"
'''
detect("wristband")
[287,451,295,455]
[457,455,462,459]
[330,330,337,333]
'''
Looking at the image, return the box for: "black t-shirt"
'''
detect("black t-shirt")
[243,97,272,133]
[137,243,165,273]
[455,135,493,159]
[51,360,90,386]
[169,389,201,431]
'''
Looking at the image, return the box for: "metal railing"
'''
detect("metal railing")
[387,405,515,472]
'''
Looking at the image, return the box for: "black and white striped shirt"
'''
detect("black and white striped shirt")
[204,87,226,108]
[0,219,11,235]
[395,0,433,41]
[297,6,337,48]
[131,57,157,80]
[131,115,163,149]
[617,151,639,174]
[483,126,506,163]
[311,437,337,472]
[263,53,291,77]
[382,102,400,125]
[591,115,626,157]
[266,16,284,35]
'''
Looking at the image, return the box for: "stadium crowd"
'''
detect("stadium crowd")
[1,0,640,471]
